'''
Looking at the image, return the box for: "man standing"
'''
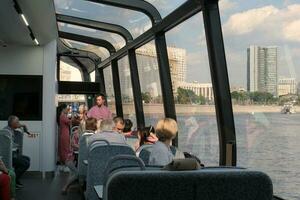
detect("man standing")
[87,94,112,120]
[3,115,30,189]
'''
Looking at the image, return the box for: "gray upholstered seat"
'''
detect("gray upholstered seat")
[0,129,13,169]
[137,145,182,165]
[104,169,273,200]
[86,140,135,200]
[78,132,94,184]
[136,144,153,165]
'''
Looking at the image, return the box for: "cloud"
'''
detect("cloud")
[223,5,279,35]
[219,0,237,11]
[223,4,300,44]
[283,20,300,42]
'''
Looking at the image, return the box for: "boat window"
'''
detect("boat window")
[61,38,110,60]
[103,65,116,115]
[144,0,186,18]
[89,70,95,82]
[136,41,164,126]
[220,1,300,199]
[59,58,83,81]
[54,0,151,39]
[165,13,219,166]
[57,22,126,50]
[118,56,137,128]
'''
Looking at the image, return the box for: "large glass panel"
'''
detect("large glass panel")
[165,13,219,166]
[54,0,152,38]
[118,56,136,128]
[62,38,110,60]
[59,59,83,81]
[58,22,125,49]
[136,41,164,126]
[103,65,116,115]
[220,1,300,199]
[57,59,86,106]
[145,0,186,18]
[90,70,95,82]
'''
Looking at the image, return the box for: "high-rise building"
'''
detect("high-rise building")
[118,43,187,98]
[247,45,278,96]
[278,77,296,96]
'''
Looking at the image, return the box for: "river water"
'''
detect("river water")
[145,112,300,200]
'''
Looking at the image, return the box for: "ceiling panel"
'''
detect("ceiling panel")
[0,0,58,46]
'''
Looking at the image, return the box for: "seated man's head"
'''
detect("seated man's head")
[85,118,97,132]
[99,119,115,132]
[113,117,124,133]
[8,115,20,129]
[155,118,178,144]
[123,119,133,133]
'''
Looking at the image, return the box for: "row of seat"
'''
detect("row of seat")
[0,129,14,169]
[76,134,274,200]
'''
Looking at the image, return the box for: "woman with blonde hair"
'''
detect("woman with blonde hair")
[148,118,178,165]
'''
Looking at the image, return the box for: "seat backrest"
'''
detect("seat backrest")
[86,142,135,200]
[13,129,24,155]
[136,144,153,165]
[105,169,273,200]
[0,129,13,169]
[78,132,94,181]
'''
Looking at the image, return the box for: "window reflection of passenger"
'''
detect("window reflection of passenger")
[184,117,208,153]
[245,114,265,149]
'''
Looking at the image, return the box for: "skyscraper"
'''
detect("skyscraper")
[247,45,278,96]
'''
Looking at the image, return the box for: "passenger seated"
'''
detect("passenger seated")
[89,119,126,144]
[0,158,16,200]
[0,172,10,200]
[148,118,178,166]
[112,117,125,134]
[81,117,97,136]
[3,115,30,189]
[122,119,133,137]
[135,126,158,150]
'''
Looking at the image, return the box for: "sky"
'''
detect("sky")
[54,0,300,88]
[163,0,300,88]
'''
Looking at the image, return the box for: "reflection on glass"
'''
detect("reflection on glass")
[145,0,186,18]
[118,56,136,128]
[90,71,95,82]
[58,22,125,50]
[59,60,82,81]
[54,0,151,38]
[103,66,116,115]
[61,38,110,60]
[166,13,218,166]
[220,1,300,199]
[136,41,164,126]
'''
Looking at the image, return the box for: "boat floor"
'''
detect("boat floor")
[16,169,82,200]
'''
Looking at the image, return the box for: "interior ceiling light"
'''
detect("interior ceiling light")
[13,0,39,45]
[34,38,39,45]
[20,14,29,26]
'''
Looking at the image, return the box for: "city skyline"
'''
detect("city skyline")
[56,0,300,90]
